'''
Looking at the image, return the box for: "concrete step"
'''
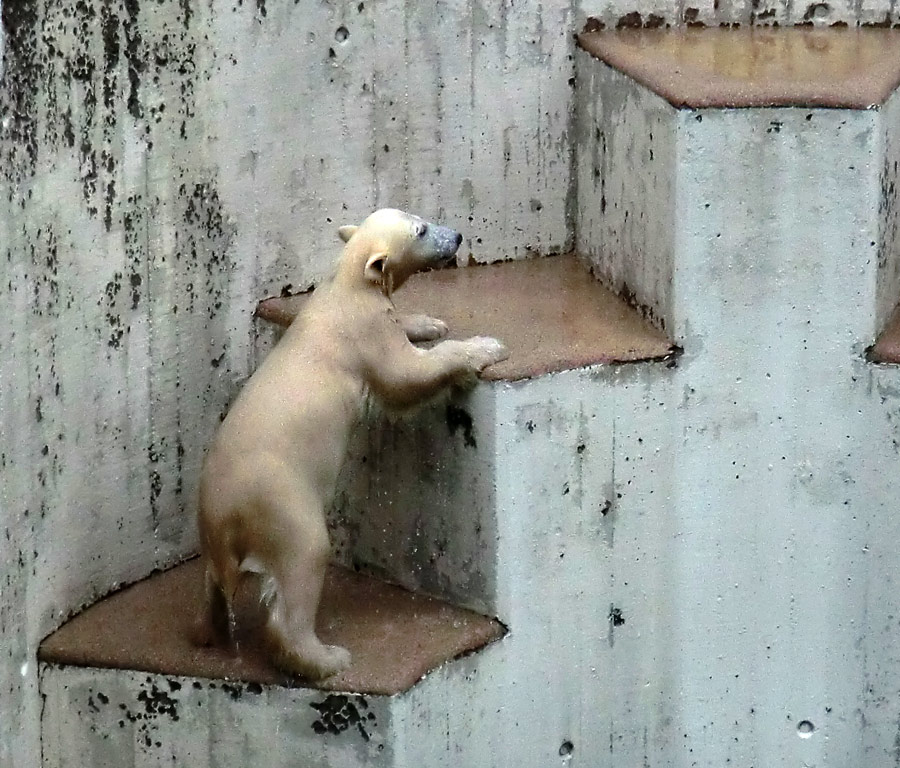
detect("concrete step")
[258,254,674,614]
[575,26,900,345]
[570,26,900,768]
[39,558,504,766]
[39,255,676,767]
[256,253,676,381]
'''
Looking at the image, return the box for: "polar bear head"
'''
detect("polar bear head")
[337,208,462,295]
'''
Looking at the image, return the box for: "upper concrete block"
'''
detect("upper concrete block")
[577,27,900,109]
[575,27,900,343]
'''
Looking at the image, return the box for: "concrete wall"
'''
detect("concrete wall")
[0,2,572,765]
[4,1,900,768]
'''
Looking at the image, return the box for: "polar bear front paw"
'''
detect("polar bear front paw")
[465,336,510,372]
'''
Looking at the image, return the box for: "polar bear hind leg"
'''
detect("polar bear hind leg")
[258,497,351,680]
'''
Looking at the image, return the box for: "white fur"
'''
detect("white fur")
[193,209,508,680]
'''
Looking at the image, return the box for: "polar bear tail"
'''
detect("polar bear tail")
[239,554,278,609]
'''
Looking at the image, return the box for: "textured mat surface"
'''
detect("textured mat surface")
[40,558,505,695]
[256,254,675,381]
[578,27,900,109]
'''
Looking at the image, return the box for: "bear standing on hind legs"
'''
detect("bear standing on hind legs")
[194,209,509,680]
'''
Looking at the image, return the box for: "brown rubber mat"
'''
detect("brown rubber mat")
[256,254,675,381]
[39,558,505,695]
[871,304,900,363]
[577,27,900,109]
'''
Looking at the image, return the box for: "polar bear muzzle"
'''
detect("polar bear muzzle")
[419,222,463,265]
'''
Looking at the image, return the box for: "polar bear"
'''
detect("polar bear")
[195,209,509,680]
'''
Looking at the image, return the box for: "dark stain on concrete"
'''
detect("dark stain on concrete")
[2,0,202,232]
[446,403,477,448]
[609,606,625,627]
[582,17,606,33]
[616,11,644,28]
[310,694,376,740]
[2,0,40,182]
[137,682,180,721]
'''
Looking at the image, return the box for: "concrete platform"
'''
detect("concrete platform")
[39,558,504,696]
[577,27,900,109]
[575,27,900,342]
[255,254,676,381]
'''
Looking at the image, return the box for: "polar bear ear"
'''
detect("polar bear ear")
[338,225,359,243]
[364,252,387,283]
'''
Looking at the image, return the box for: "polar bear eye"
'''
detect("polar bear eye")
[415,222,428,239]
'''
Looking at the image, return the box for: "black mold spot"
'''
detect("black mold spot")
[446,403,477,448]
[123,0,145,120]
[137,683,179,721]
[2,0,40,180]
[609,605,625,627]
[683,7,705,26]
[612,278,668,335]
[310,695,374,740]
[221,683,243,700]
[525,420,535,433]
[616,11,643,28]
[130,272,142,309]
[582,17,606,32]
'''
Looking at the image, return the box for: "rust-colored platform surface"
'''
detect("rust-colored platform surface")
[256,254,674,381]
[577,27,900,109]
[871,305,900,363]
[39,558,504,695]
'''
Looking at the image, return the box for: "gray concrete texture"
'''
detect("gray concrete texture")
[572,41,900,765]
[6,2,900,768]
[1,1,576,764]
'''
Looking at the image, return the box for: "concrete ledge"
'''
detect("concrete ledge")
[39,558,505,696]
[577,27,900,109]
[255,254,676,381]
